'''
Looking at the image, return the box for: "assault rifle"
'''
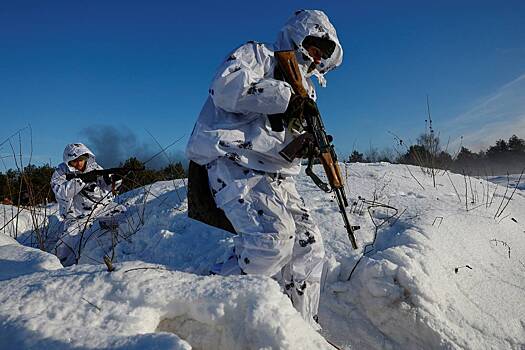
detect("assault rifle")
[275,50,359,249]
[66,166,144,183]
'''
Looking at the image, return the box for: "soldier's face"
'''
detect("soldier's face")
[69,157,87,172]
[306,46,323,65]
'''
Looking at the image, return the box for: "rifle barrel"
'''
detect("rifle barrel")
[335,188,358,249]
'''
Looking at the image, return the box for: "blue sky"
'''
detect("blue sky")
[1,1,524,168]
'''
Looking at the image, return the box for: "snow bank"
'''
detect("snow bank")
[0,232,61,281]
[0,262,333,350]
[0,203,61,251]
[0,204,35,238]
[0,232,17,246]
[78,180,233,273]
[488,173,525,191]
[1,165,524,349]
[316,163,525,349]
[92,167,525,349]
[0,180,333,349]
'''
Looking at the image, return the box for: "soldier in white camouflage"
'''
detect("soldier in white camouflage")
[51,143,125,266]
[186,10,343,328]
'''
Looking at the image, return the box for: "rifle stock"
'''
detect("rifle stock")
[274,51,308,97]
[275,50,358,249]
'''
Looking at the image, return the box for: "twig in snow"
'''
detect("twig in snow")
[389,208,406,227]
[346,199,398,281]
[446,171,462,204]
[81,297,102,312]
[490,239,511,259]
[468,175,476,204]
[463,172,469,211]
[103,255,115,272]
[494,168,524,219]
[497,214,511,224]
[454,265,473,274]
[488,179,498,208]
[494,173,511,218]
[432,216,444,227]
[123,266,168,273]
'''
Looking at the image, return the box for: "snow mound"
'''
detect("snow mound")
[488,173,525,191]
[0,204,57,239]
[0,232,62,281]
[0,232,18,246]
[317,163,525,349]
[79,180,234,274]
[0,262,333,350]
[1,164,524,349]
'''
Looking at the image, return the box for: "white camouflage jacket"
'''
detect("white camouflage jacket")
[186,10,343,175]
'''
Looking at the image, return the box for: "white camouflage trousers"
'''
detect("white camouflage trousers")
[207,157,325,328]
[55,202,127,266]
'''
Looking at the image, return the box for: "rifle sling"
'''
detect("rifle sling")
[305,156,330,193]
[80,190,100,205]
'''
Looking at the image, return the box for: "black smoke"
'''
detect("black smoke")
[80,125,187,169]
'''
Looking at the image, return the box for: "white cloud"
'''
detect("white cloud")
[448,73,525,151]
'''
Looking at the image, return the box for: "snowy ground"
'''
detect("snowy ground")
[488,173,525,191]
[1,163,524,349]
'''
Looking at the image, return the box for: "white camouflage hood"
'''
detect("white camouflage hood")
[62,143,95,171]
[275,9,343,86]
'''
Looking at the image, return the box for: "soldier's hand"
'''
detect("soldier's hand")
[300,133,319,159]
[103,173,112,185]
[79,171,98,183]
[283,95,318,122]
[301,96,318,117]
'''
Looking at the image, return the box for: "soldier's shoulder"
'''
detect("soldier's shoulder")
[51,163,68,180]
[54,163,69,173]
[230,41,272,58]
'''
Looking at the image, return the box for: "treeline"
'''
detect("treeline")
[0,157,186,206]
[348,134,525,175]
[117,157,186,193]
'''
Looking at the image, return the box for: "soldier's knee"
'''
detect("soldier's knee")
[237,235,295,276]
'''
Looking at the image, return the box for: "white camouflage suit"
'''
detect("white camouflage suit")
[51,143,125,266]
[186,10,343,328]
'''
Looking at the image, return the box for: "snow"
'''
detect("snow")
[488,173,525,191]
[0,204,40,238]
[0,232,62,281]
[1,163,524,349]
[319,164,525,349]
[0,262,331,349]
[0,203,61,251]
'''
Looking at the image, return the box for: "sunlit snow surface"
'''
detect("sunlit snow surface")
[1,163,524,349]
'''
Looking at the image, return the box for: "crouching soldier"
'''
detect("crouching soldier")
[51,143,126,266]
[186,10,343,329]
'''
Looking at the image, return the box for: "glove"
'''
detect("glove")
[103,173,124,186]
[295,132,319,159]
[67,171,97,183]
[103,173,112,186]
[282,95,318,122]
[267,95,318,133]
[84,182,98,192]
